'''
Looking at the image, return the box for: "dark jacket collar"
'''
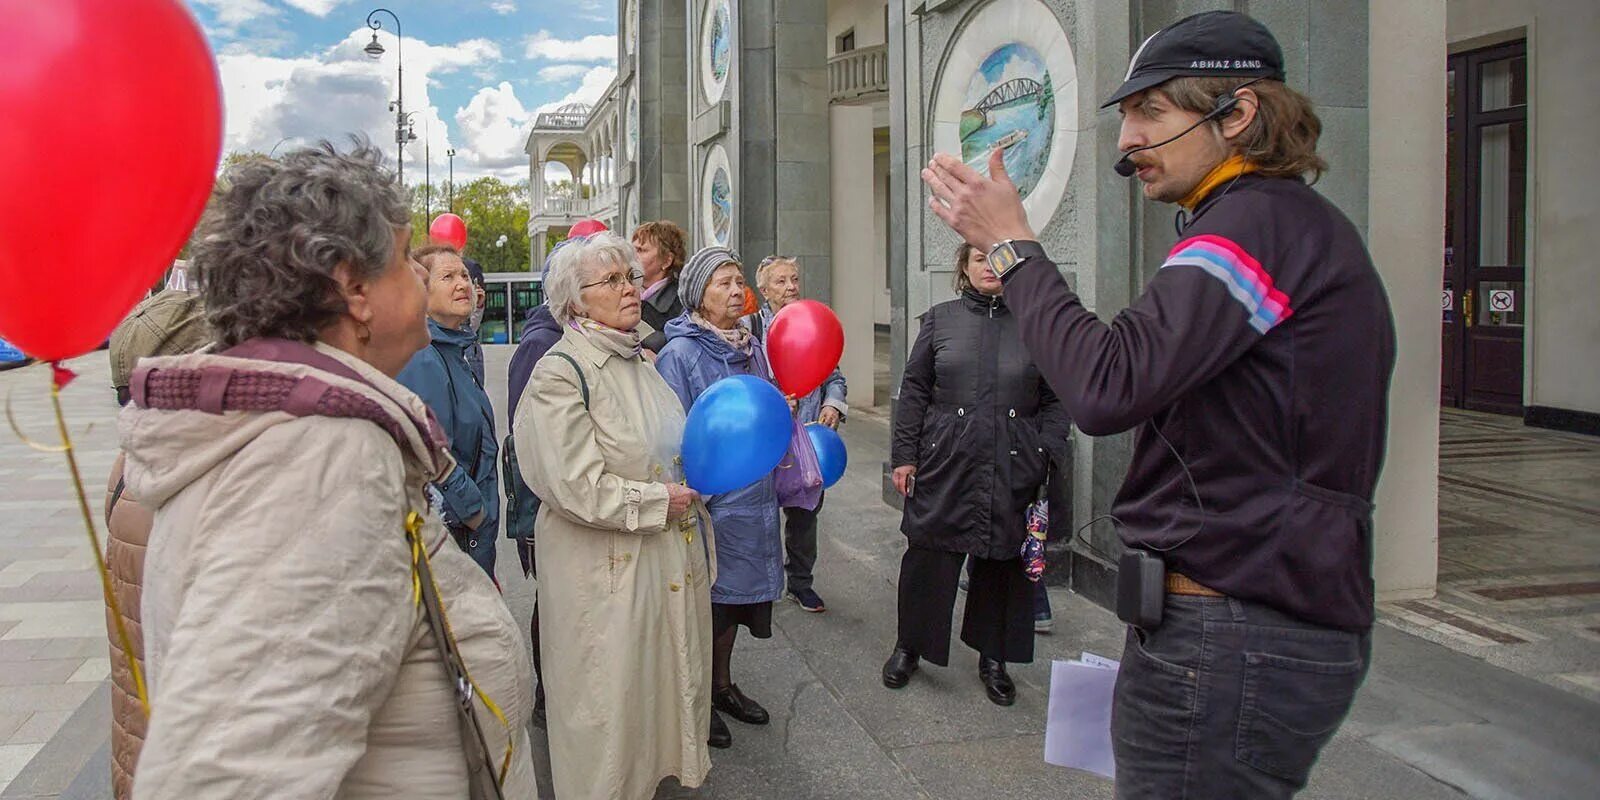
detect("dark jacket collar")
[427,317,477,350]
[960,288,1008,315]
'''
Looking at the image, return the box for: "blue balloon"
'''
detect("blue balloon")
[805,423,848,488]
[682,375,792,495]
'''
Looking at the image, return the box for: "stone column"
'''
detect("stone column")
[772,1,832,298]
[831,104,877,407]
[1368,0,1444,600]
[635,0,690,228]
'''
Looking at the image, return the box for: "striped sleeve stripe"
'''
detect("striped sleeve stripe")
[1162,234,1293,334]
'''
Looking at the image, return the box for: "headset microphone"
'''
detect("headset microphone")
[1112,78,1262,178]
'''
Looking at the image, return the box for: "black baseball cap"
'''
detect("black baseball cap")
[1102,11,1285,108]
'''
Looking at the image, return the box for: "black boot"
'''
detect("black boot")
[708,709,732,749]
[713,684,770,725]
[882,646,919,689]
[979,656,1016,706]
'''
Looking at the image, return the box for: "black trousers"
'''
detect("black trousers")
[783,493,823,593]
[895,544,1034,666]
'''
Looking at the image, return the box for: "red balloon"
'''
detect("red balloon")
[766,300,844,398]
[0,0,222,362]
[568,218,608,238]
[429,213,468,250]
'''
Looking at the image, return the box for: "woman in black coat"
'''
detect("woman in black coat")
[884,241,1071,705]
[631,220,687,352]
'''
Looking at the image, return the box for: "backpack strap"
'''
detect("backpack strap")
[548,351,589,410]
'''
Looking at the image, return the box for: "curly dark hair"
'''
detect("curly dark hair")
[191,140,411,348]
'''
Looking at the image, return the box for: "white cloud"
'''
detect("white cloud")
[525,30,617,63]
[456,82,533,171]
[490,0,517,14]
[192,0,279,29]
[214,28,513,180]
[533,66,616,114]
[283,0,345,15]
[537,64,589,82]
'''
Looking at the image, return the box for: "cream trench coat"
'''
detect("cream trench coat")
[516,326,715,800]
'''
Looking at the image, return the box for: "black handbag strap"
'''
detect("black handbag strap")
[548,351,589,409]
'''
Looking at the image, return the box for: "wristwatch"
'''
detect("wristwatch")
[986,239,1046,280]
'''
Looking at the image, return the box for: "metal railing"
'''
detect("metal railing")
[828,44,888,102]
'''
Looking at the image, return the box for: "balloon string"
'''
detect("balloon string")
[44,364,150,718]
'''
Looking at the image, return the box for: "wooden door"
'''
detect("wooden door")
[1443,42,1528,415]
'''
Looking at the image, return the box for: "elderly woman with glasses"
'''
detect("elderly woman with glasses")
[515,231,713,800]
[654,246,783,750]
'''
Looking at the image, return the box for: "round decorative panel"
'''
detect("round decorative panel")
[932,0,1078,232]
[626,0,639,56]
[699,0,732,105]
[700,143,733,246]
[626,88,639,162]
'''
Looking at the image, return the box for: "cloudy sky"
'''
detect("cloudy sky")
[185,0,619,183]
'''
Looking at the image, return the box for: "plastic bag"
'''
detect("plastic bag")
[774,417,824,510]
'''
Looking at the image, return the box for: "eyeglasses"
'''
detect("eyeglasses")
[580,270,643,292]
[757,255,795,267]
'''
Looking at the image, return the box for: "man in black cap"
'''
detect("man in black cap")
[922,10,1395,797]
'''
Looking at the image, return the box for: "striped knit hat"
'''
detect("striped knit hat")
[678,245,741,311]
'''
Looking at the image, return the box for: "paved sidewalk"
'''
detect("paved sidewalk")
[3,349,1598,799]
[1378,409,1600,703]
[0,356,121,797]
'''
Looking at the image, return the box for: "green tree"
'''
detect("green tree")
[409,177,532,272]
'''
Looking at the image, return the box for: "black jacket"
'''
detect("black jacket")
[892,291,1071,560]
[1002,173,1396,631]
[640,276,682,353]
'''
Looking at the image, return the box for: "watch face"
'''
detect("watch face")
[988,243,1021,278]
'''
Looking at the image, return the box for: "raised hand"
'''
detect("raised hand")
[921,148,1036,252]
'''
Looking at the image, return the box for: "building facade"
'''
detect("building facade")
[525,0,1599,605]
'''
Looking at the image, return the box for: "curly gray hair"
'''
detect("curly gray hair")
[545,232,640,325]
[191,140,411,348]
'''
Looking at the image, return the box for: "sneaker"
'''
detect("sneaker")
[1034,611,1054,634]
[788,587,826,613]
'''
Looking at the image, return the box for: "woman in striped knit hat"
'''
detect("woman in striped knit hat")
[654,245,784,750]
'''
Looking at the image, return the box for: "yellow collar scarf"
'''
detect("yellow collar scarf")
[1179,155,1257,211]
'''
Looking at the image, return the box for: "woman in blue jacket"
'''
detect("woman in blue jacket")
[398,245,500,580]
[654,245,782,750]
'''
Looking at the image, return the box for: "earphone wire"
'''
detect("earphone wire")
[1066,419,1208,559]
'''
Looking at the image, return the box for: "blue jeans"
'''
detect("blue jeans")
[1111,595,1371,799]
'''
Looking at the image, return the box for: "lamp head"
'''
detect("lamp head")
[363,33,385,58]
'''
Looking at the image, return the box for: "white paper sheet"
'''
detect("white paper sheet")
[1043,654,1120,780]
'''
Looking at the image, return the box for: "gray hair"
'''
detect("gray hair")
[545,231,640,325]
[191,140,410,348]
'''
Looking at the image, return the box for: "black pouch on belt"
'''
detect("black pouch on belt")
[1116,549,1166,630]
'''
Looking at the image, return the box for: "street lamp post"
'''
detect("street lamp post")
[363,8,414,185]
[447,148,457,212]
[424,116,431,219]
